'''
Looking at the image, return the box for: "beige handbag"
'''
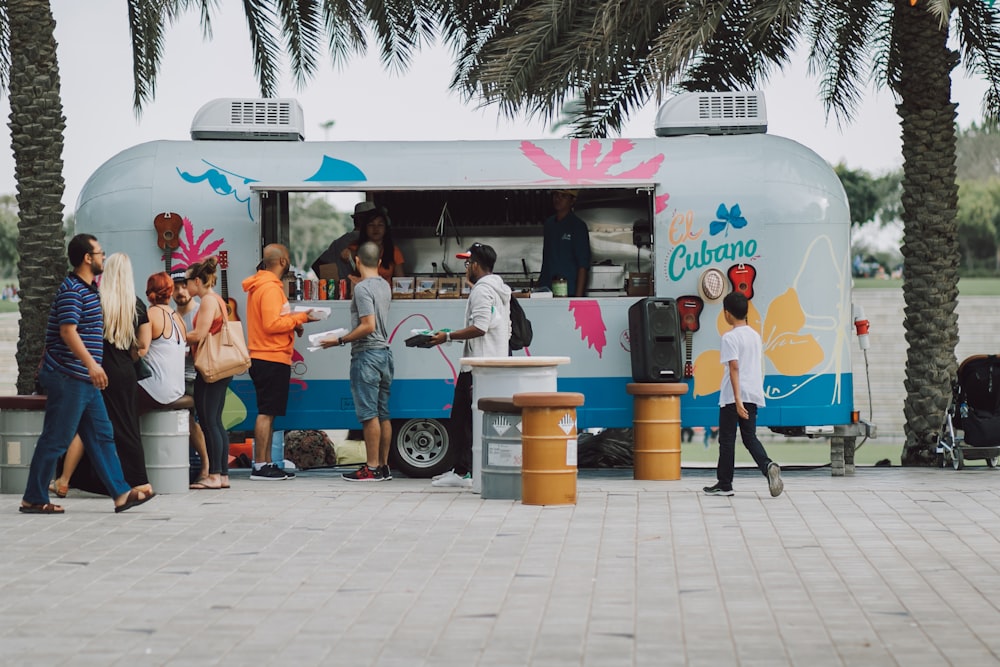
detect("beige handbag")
[194,319,252,383]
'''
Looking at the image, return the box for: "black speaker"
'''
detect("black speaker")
[628,298,682,382]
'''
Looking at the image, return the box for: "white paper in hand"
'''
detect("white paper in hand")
[307,327,348,351]
[295,306,331,320]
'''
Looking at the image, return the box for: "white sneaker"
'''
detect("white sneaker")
[431,469,455,481]
[767,462,784,497]
[431,470,472,488]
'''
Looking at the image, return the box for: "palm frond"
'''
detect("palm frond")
[0,5,10,93]
[240,0,281,97]
[320,0,368,66]
[128,0,170,113]
[804,0,885,124]
[276,0,322,87]
[954,0,1000,122]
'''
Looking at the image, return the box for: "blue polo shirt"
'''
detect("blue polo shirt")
[43,273,103,382]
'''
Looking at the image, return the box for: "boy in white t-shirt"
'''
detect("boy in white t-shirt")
[704,292,783,497]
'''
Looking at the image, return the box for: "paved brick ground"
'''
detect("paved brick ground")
[3,466,1000,666]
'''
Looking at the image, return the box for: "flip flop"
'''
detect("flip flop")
[48,480,68,498]
[189,480,220,490]
[115,489,156,513]
[20,503,65,514]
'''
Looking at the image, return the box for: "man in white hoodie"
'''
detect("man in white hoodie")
[428,243,511,488]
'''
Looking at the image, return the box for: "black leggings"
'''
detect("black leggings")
[194,373,232,475]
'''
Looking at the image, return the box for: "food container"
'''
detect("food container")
[587,264,625,292]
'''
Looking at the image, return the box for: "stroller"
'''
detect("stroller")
[938,355,1000,469]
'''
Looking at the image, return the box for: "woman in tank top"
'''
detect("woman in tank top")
[138,272,187,411]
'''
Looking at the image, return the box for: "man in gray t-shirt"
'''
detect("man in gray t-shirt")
[322,241,394,481]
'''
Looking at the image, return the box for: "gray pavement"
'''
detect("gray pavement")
[3,465,1000,666]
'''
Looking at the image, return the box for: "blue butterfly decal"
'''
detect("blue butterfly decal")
[709,203,748,237]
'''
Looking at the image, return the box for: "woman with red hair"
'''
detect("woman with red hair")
[137,271,187,412]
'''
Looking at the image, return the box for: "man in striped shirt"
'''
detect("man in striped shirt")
[19,234,155,514]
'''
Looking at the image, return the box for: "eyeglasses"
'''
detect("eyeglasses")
[88,250,106,257]
[464,260,472,268]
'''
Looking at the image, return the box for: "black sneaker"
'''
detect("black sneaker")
[279,466,296,479]
[703,483,734,496]
[342,465,383,482]
[379,465,392,480]
[250,463,289,481]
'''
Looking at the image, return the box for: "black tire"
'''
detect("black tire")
[389,418,453,478]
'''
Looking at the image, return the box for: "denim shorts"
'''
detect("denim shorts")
[349,348,394,423]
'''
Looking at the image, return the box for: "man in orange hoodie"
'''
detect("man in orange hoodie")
[242,244,321,480]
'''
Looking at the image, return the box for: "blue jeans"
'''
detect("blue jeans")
[716,403,772,490]
[23,365,130,505]
[194,373,232,475]
[349,348,393,423]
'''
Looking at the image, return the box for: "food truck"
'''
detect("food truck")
[75,91,870,477]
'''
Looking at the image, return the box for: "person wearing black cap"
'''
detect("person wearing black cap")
[538,189,591,297]
[426,243,511,489]
[309,201,372,282]
[170,266,210,486]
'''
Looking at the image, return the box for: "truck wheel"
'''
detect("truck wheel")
[389,418,452,478]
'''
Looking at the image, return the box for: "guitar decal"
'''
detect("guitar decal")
[154,212,183,271]
[728,263,756,300]
[677,295,704,379]
[218,251,239,321]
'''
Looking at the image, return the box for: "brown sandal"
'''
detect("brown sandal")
[115,488,156,513]
[48,480,68,498]
[20,502,65,514]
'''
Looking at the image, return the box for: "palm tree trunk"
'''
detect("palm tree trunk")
[895,1,960,465]
[7,0,68,394]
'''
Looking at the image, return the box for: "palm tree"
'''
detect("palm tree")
[442,0,1000,465]
[0,0,436,394]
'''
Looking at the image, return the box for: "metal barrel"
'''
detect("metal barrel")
[627,383,689,480]
[478,397,522,501]
[140,409,191,494]
[513,392,585,506]
[0,396,48,494]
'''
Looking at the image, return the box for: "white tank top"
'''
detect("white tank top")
[139,305,186,405]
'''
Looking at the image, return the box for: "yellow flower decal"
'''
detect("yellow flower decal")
[691,288,822,397]
[762,288,824,375]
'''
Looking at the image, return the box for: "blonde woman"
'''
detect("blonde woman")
[53,253,153,497]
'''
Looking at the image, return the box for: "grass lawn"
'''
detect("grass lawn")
[0,301,18,314]
[854,277,1000,296]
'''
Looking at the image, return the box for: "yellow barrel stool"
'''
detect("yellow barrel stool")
[513,392,585,506]
[626,383,689,480]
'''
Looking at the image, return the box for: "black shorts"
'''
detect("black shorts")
[250,358,291,416]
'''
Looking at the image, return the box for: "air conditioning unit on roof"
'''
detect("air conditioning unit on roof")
[191,98,305,141]
[654,91,767,137]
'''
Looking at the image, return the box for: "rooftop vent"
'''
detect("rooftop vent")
[191,98,305,141]
[654,91,766,137]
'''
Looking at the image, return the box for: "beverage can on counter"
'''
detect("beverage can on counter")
[338,279,348,300]
[327,278,338,300]
[317,279,327,300]
[294,274,304,301]
[303,278,313,301]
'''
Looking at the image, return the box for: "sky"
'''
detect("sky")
[0,0,991,215]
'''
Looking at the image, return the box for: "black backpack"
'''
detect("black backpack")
[509,297,533,351]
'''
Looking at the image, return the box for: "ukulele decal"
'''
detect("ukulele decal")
[154,212,183,271]
[218,251,239,321]
[677,296,704,379]
[728,263,756,300]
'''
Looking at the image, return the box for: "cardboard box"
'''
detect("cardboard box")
[415,277,439,299]
[392,277,414,299]
[436,277,461,298]
[627,272,652,297]
[317,264,340,281]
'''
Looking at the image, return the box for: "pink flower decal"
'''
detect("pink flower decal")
[521,139,665,183]
[568,300,608,358]
[163,217,225,269]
